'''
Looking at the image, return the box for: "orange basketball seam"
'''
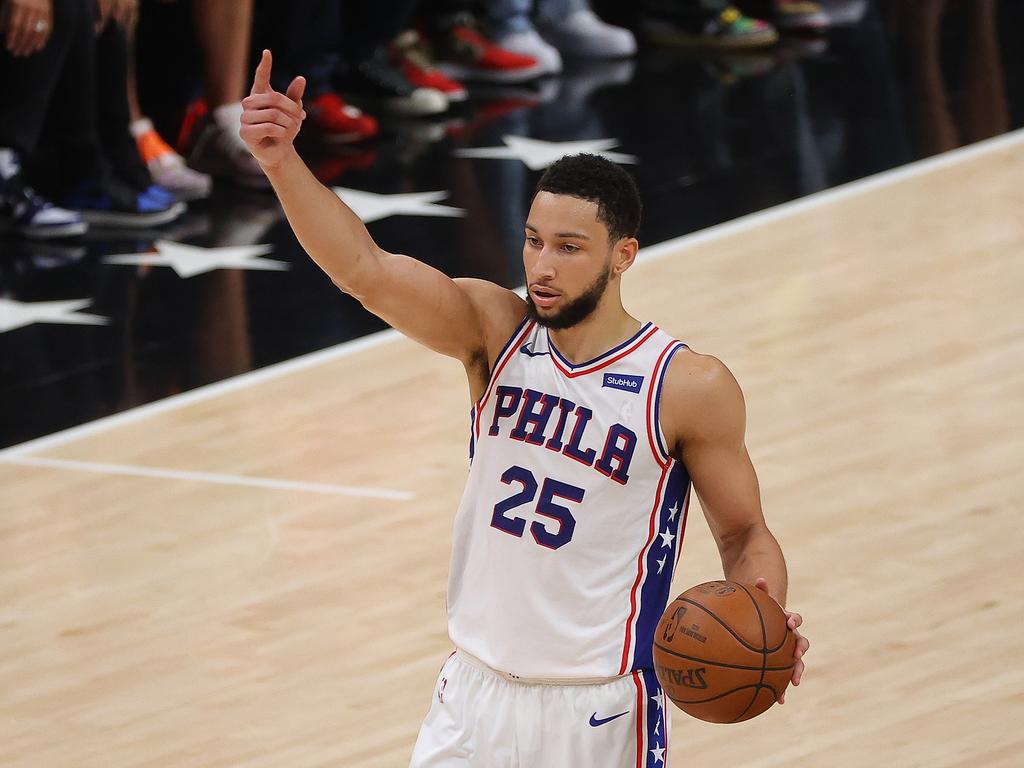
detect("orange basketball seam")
[652,642,794,672]
[676,597,779,654]
[660,683,781,706]
[730,583,769,723]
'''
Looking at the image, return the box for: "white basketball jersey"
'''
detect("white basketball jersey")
[448,317,692,679]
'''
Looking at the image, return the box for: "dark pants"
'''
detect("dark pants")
[0,0,100,178]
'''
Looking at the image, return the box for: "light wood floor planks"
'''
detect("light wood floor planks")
[2,132,1023,767]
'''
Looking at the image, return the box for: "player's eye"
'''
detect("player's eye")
[526,236,541,247]
[562,243,580,253]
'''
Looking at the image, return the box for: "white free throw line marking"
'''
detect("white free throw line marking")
[2,127,1020,460]
[4,456,415,501]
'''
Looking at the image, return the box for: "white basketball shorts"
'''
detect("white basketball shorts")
[410,651,671,768]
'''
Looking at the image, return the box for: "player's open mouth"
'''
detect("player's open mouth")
[530,286,560,308]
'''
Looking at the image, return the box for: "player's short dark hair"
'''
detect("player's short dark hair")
[534,154,642,243]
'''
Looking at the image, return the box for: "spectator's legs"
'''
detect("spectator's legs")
[0,0,88,238]
[0,0,84,156]
[193,0,254,110]
[185,0,268,186]
[125,17,213,200]
[95,22,153,193]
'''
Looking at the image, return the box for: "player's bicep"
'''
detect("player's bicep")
[666,353,766,544]
[348,251,495,363]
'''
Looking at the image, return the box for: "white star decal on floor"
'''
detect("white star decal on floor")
[333,188,465,223]
[0,298,108,334]
[103,240,287,278]
[667,501,680,521]
[650,745,666,765]
[656,554,667,574]
[658,527,675,549]
[455,136,636,171]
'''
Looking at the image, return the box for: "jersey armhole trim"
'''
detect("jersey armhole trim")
[645,340,688,468]
[473,316,534,439]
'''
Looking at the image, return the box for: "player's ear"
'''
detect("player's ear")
[611,237,639,276]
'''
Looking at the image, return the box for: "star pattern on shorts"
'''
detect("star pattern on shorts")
[658,527,675,549]
[650,745,666,765]
[667,501,681,521]
[656,554,667,574]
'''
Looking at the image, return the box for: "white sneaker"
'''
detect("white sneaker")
[187,102,270,189]
[539,9,637,58]
[495,28,562,76]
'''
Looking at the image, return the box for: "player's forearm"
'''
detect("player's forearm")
[719,523,788,607]
[263,148,381,295]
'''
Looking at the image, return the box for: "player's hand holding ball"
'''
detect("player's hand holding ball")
[240,49,307,171]
[754,577,808,704]
[653,579,809,723]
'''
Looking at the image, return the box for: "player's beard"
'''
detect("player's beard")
[527,265,611,330]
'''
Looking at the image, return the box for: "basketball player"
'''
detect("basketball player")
[241,50,809,767]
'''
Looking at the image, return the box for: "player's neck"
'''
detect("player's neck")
[547,303,641,365]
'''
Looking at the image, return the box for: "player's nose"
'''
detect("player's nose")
[531,247,557,279]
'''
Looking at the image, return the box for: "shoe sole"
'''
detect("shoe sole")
[79,201,186,228]
[1,220,89,239]
[642,23,780,50]
[437,61,547,84]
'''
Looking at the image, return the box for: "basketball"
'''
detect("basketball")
[653,581,796,724]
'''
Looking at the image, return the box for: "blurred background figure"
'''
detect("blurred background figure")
[1,0,182,240]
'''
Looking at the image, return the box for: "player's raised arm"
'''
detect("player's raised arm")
[239,50,522,366]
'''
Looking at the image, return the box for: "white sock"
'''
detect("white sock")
[129,117,156,139]
[212,102,244,133]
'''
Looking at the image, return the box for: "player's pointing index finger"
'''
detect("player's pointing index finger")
[252,49,273,95]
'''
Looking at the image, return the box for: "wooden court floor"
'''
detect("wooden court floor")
[2,131,1023,767]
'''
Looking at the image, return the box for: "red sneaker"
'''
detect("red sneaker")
[433,14,545,83]
[392,30,468,103]
[307,92,380,143]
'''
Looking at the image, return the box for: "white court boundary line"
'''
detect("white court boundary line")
[5,456,414,501]
[2,127,1021,464]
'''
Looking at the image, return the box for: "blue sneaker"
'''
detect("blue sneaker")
[139,183,178,209]
[62,177,185,228]
[0,149,88,239]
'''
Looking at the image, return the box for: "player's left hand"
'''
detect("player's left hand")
[755,577,808,704]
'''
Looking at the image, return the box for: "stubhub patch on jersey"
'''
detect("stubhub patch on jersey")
[603,373,644,393]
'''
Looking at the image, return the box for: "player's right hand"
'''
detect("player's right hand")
[240,49,307,171]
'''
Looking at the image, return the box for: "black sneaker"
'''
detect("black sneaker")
[0,149,88,239]
[338,48,449,116]
[642,1,779,49]
[61,177,185,228]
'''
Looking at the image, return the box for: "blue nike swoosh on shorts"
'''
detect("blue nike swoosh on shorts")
[589,711,629,727]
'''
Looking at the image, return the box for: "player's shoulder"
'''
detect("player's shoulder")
[663,347,739,395]
[454,278,528,364]
[660,347,746,444]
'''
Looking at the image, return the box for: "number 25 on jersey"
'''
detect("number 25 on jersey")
[490,465,585,550]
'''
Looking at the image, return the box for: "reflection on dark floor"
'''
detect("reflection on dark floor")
[2,1,1022,449]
